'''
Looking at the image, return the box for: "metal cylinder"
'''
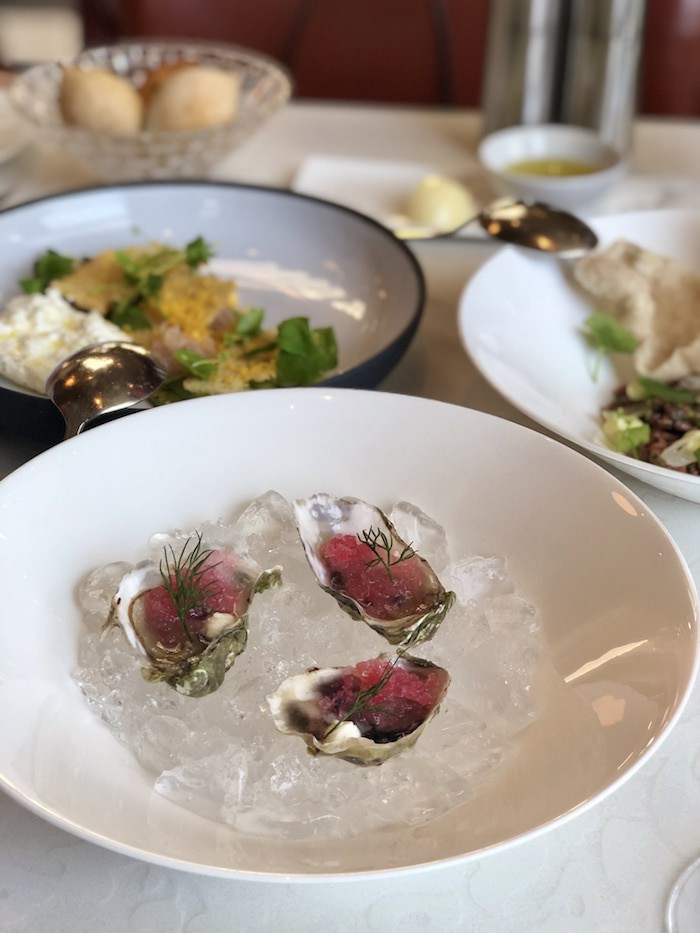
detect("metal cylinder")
[559,0,647,155]
[480,0,570,135]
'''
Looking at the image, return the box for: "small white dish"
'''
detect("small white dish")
[459,208,700,503]
[0,388,696,877]
[478,124,626,211]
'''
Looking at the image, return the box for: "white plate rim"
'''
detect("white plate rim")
[458,208,700,499]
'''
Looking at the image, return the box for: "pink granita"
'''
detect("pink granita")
[136,550,251,659]
[318,657,449,743]
[318,534,437,621]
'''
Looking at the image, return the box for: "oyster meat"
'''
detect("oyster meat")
[267,655,450,765]
[294,494,455,644]
[108,533,281,697]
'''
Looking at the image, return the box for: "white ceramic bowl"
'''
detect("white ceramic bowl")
[478,124,626,211]
[9,41,292,181]
[459,208,700,503]
[0,389,696,878]
[0,181,424,439]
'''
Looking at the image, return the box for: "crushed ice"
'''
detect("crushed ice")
[73,491,544,840]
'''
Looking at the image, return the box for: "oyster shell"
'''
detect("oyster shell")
[108,534,281,697]
[293,494,455,645]
[267,655,450,765]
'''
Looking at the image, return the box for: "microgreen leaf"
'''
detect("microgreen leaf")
[275,317,336,386]
[185,236,214,268]
[583,312,637,382]
[242,341,277,359]
[311,326,338,370]
[149,376,198,405]
[634,377,697,404]
[19,249,75,293]
[174,349,219,380]
[236,306,265,337]
[106,298,152,330]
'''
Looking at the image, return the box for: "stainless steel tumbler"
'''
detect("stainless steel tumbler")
[481,0,647,156]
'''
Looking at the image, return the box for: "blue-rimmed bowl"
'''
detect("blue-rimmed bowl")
[0,181,425,439]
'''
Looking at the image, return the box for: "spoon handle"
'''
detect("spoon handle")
[62,413,89,440]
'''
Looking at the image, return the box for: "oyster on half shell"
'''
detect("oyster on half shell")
[267,655,450,765]
[107,534,281,697]
[294,494,455,645]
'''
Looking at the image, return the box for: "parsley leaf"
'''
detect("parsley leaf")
[583,312,637,381]
[106,298,152,330]
[174,349,219,380]
[629,377,697,404]
[311,326,338,370]
[20,249,75,293]
[185,236,214,268]
[236,307,265,337]
[276,317,337,386]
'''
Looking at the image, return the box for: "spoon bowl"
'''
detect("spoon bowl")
[398,197,599,257]
[46,341,167,439]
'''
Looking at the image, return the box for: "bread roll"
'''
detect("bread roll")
[60,67,143,135]
[144,65,239,132]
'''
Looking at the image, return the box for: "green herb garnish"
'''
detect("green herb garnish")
[158,532,221,644]
[242,341,277,359]
[358,525,415,581]
[20,249,75,293]
[323,655,402,739]
[106,297,152,330]
[174,348,219,380]
[276,317,338,386]
[627,377,697,404]
[149,376,198,405]
[236,306,265,337]
[584,312,637,381]
[322,612,436,739]
[110,237,215,324]
[185,236,214,268]
[602,409,651,457]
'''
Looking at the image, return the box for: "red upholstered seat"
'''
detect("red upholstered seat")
[81,0,700,117]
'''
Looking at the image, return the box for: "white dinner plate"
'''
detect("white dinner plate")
[0,181,424,432]
[459,208,700,503]
[0,389,696,878]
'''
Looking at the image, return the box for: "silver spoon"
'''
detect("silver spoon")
[46,341,168,440]
[397,197,599,257]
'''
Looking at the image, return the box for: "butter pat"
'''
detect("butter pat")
[404,174,476,233]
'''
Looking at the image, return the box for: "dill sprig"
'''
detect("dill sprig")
[323,652,404,739]
[357,525,415,580]
[159,532,221,644]
[322,619,436,740]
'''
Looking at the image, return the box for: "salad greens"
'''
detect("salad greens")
[583,311,637,381]
[20,250,75,294]
[18,238,339,403]
[165,316,338,399]
[601,410,650,457]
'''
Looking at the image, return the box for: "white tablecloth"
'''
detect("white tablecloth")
[2,102,700,933]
